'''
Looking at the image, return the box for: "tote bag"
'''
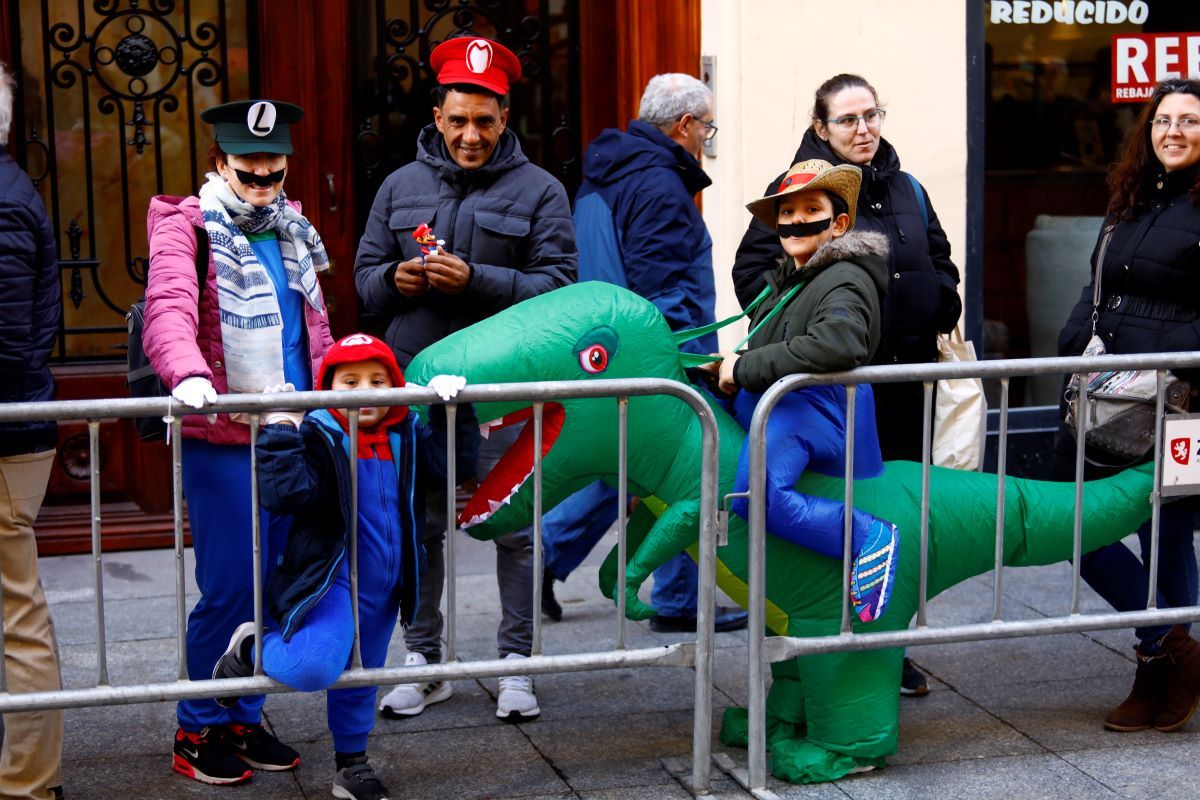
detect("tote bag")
[932,327,987,470]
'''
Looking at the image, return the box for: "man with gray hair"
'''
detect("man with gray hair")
[538,73,748,634]
[0,61,65,800]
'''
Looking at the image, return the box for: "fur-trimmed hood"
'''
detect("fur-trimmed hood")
[806,230,890,271]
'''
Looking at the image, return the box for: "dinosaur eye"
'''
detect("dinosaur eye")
[579,344,609,374]
[573,324,619,374]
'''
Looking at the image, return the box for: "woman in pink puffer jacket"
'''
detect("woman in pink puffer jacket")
[143,99,332,787]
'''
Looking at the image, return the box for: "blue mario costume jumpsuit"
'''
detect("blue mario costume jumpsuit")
[253,334,476,755]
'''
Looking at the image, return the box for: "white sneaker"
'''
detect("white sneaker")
[378,652,453,718]
[496,653,540,722]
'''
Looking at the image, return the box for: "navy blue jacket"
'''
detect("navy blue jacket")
[354,124,577,368]
[256,407,478,640]
[575,121,717,354]
[732,130,961,366]
[0,152,60,456]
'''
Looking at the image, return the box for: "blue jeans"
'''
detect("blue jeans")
[1080,505,1198,644]
[542,481,698,617]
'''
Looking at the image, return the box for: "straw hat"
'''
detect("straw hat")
[745,159,862,229]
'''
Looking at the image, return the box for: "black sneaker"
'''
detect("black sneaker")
[212,621,256,709]
[171,727,253,785]
[220,722,301,771]
[900,658,929,697]
[648,605,749,633]
[333,756,391,800]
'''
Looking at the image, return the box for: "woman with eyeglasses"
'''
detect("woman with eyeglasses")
[142,100,333,785]
[1052,78,1200,735]
[731,73,961,697]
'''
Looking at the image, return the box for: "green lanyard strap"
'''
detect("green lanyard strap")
[673,280,805,367]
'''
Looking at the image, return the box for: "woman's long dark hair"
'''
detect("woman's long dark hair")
[1106,78,1200,220]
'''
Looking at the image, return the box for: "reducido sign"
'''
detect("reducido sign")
[1112,33,1200,102]
[989,1,1149,24]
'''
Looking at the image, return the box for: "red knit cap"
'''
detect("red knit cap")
[317,334,407,427]
[430,36,522,96]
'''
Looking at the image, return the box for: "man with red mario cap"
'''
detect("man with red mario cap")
[355,33,576,724]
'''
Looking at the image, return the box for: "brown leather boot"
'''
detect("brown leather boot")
[1104,646,1166,732]
[1154,626,1200,732]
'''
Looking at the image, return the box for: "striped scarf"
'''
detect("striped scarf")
[198,173,328,395]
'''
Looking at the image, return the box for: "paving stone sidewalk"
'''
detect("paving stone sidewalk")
[35,532,1200,800]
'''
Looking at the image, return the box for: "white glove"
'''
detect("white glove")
[262,383,304,427]
[171,376,217,409]
[426,374,467,402]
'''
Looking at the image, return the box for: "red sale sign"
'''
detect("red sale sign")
[1111,33,1200,103]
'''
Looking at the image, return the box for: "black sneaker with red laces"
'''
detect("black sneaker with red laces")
[221,722,302,771]
[171,727,253,785]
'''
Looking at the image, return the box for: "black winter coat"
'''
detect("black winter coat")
[732,129,961,366]
[354,124,577,368]
[1058,165,1200,374]
[1052,165,1200,478]
[0,152,60,456]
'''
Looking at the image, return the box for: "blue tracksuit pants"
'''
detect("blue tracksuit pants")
[178,440,291,731]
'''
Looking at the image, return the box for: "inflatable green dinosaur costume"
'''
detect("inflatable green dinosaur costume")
[407,283,1154,784]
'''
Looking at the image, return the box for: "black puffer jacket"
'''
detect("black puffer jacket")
[732,129,961,366]
[354,124,577,368]
[0,152,60,456]
[1052,165,1200,478]
[1058,165,1200,376]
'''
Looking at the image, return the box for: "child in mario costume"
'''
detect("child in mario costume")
[211,334,477,800]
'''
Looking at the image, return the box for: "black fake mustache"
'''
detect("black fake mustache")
[234,168,286,187]
[778,218,832,238]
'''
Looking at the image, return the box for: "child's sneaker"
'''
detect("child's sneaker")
[171,727,253,785]
[378,651,453,718]
[849,518,899,624]
[220,722,301,771]
[212,621,256,708]
[333,755,391,800]
[496,653,540,722]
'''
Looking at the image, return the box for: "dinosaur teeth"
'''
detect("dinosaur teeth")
[488,499,503,513]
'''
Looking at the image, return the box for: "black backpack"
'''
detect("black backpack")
[126,226,209,441]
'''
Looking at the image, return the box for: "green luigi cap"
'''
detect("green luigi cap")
[200,99,303,155]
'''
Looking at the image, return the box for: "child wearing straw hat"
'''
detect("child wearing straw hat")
[702,158,900,623]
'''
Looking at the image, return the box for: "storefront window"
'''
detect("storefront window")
[983,0,1197,405]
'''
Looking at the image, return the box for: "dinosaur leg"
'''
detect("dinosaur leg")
[770,647,902,784]
[597,501,656,603]
[720,656,807,749]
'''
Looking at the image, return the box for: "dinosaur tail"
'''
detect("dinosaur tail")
[924,461,1157,595]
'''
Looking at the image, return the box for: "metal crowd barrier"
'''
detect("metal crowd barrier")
[0,378,722,795]
[731,351,1200,799]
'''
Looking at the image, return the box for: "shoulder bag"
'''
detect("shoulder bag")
[1063,224,1190,462]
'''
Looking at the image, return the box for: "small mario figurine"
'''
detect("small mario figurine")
[413,223,444,263]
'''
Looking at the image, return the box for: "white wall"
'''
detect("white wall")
[699,0,969,349]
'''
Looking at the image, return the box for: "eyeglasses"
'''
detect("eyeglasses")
[699,118,718,141]
[1151,116,1200,132]
[825,108,886,132]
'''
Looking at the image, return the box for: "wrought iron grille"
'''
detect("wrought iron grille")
[10,0,255,362]
[351,0,582,235]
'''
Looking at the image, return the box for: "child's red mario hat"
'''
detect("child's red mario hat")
[318,334,409,428]
[430,36,522,96]
[318,333,405,390]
